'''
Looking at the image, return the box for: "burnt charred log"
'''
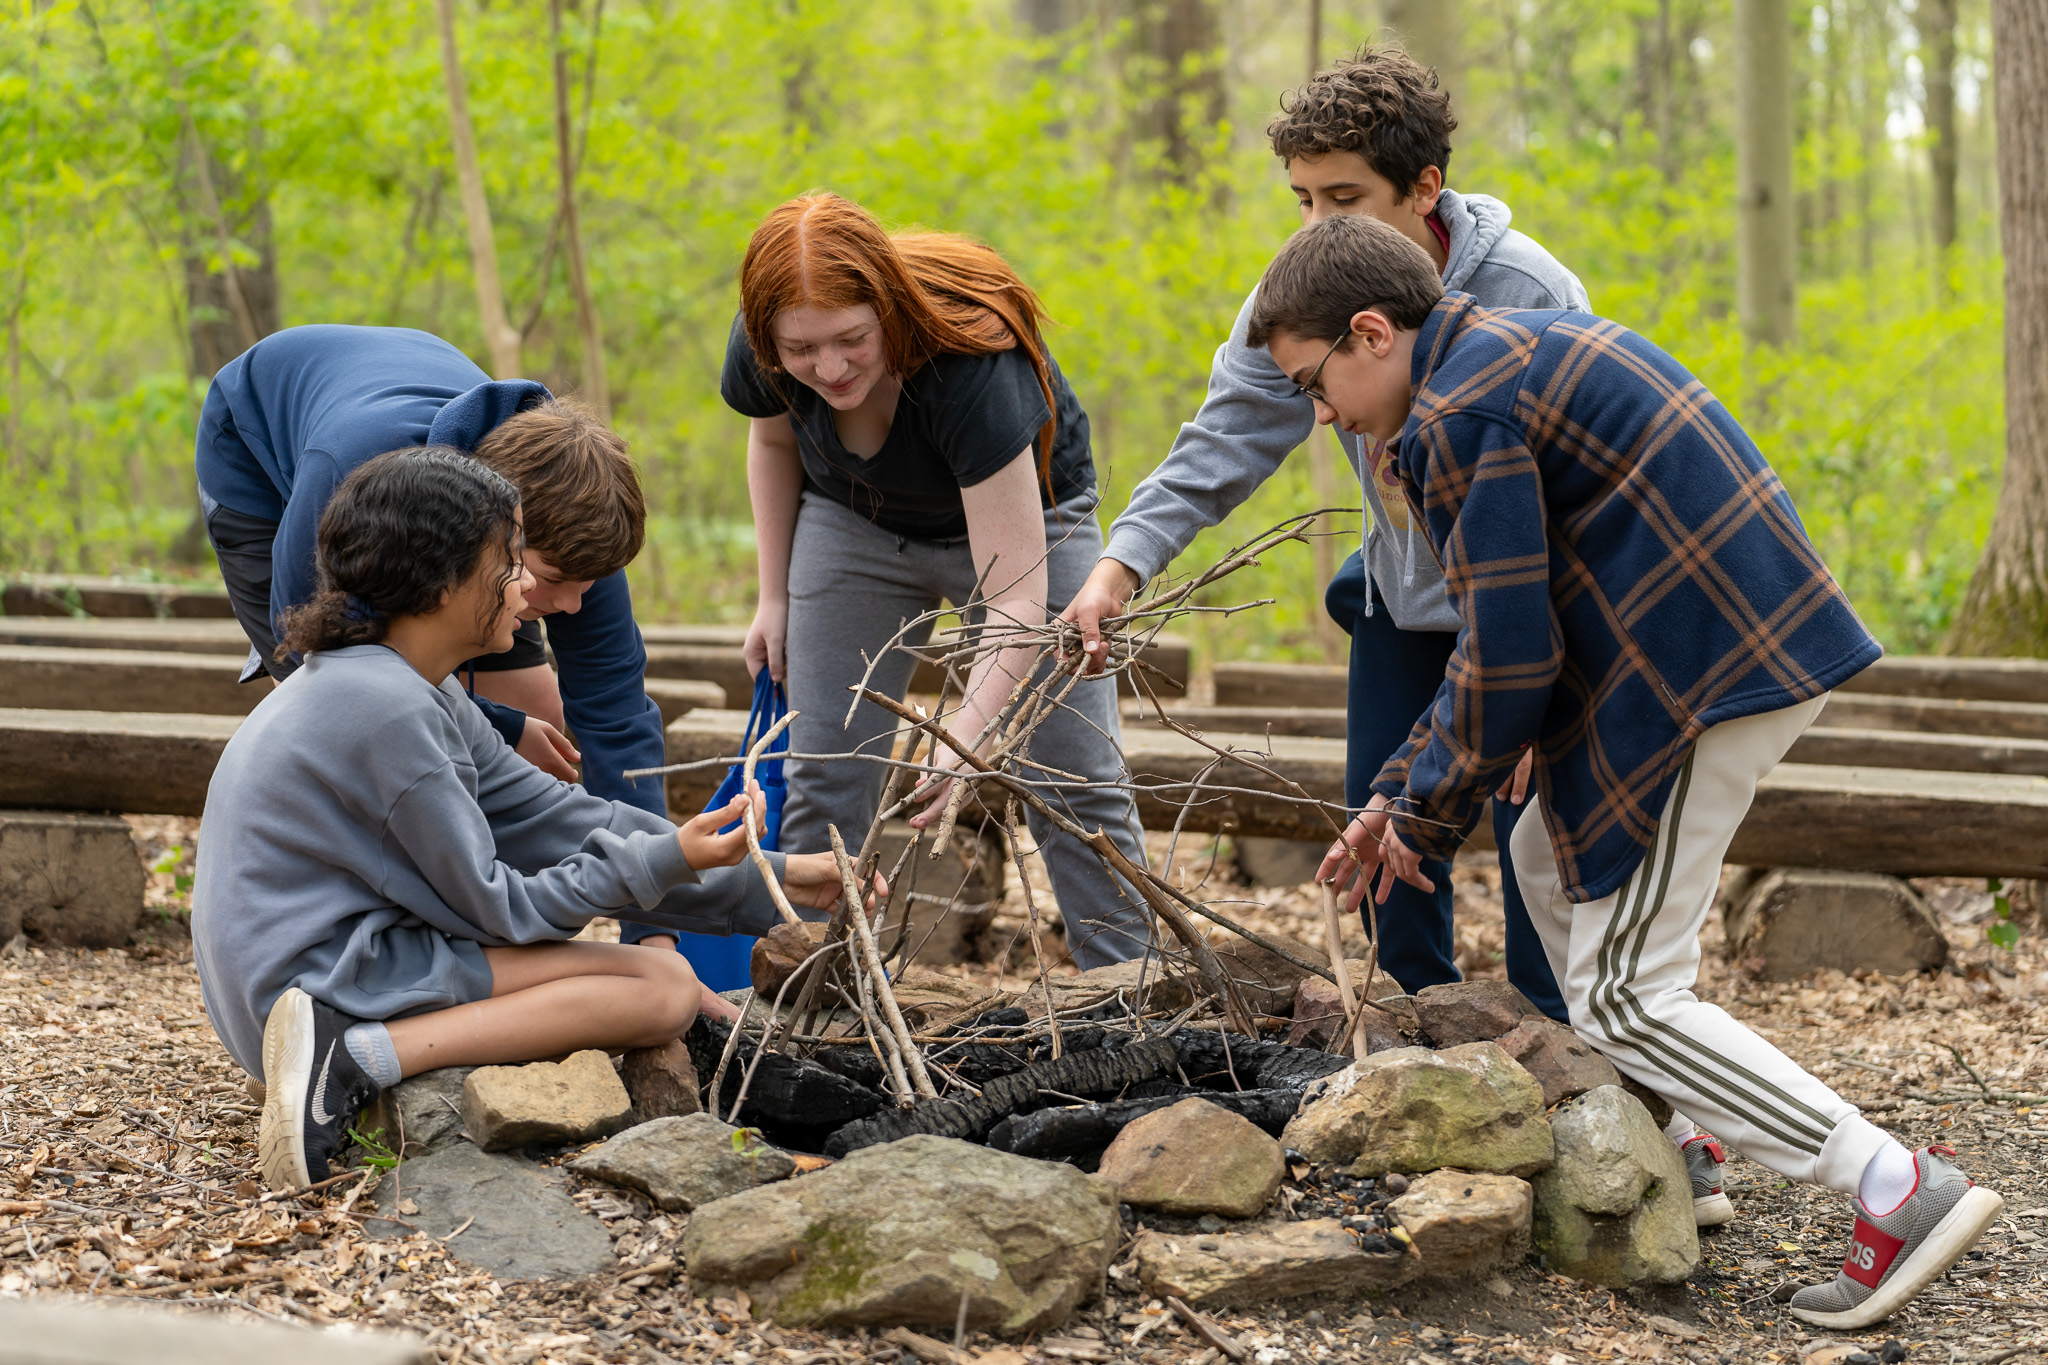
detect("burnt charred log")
[684,1017,887,1141]
[986,1087,1306,1161]
[823,1034,1178,1157]
[1169,1030,1349,1091]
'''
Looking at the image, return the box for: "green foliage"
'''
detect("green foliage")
[1987,877,2019,952]
[346,1125,401,1170]
[0,0,2007,660]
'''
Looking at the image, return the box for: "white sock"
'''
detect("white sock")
[343,1022,402,1089]
[1856,1139,1919,1215]
[1664,1111,1699,1145]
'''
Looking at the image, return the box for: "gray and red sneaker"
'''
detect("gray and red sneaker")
[1682,1133,1734,1227]
[1788,1146,2003,1329]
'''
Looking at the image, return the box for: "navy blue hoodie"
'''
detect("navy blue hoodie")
[194,324,667,820]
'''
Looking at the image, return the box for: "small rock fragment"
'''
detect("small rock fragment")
[1096,1097,1284,1220]
[1410,980,1547,1046]
[1389,1171,1532,1278]
[1281,1042,1553,1178]
[360,1066,475,1156]
[1531,1084,1698,1287]
[1132,1218,1419,1307]
[1879,1341,1908,1364]
[570,1113,795,1211]
[1495,1017,1623,1107]
[619,1039,701,1120]
[461,1050,635,1152]
[1286,970,1416,1052]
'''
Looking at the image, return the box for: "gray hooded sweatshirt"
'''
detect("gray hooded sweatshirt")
[1102,188,1589,632]
[192,644,787,1076]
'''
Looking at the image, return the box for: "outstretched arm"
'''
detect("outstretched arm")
[745,415,804,684]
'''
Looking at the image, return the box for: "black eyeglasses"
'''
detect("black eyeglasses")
[1294,333,1348,403]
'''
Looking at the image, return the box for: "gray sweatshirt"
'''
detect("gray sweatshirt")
[192,644,786,1076]
[1101,188,1590,632]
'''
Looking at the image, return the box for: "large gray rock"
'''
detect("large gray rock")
[1722,869,1949,980]
[0,811,144,948]
[461,1050,635,1151]
[570,1113,796,1211]
[1282,1042,1553,1178]
[1389,1171,1533,1278]
[1131,1218,1420,1307]
[682,1135,1118,1335]
[1095,1097,1282,1219]
[1531,1085,1699,1287]
[361,1066,475,1157]
[364,1143,612,1280]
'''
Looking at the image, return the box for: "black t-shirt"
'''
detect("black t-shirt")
[720,313,1096,540]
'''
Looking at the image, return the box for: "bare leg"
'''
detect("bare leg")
[383,941,706,1078]
[468,663,567,731]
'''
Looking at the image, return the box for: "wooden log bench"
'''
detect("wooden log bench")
[662,709,2048,879]
[0,616,249,654]
[1,573,235,619]
[0,708,241,816]
[0,644,718,725]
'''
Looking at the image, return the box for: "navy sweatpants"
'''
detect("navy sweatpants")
[1325,551,1568,1022]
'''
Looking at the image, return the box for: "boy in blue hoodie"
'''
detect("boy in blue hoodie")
[1068,49,1582,1020]
[196,323,668,862]
[1248,212,2002,1331]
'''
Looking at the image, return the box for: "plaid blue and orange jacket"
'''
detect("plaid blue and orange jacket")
[1371,294,1881,902]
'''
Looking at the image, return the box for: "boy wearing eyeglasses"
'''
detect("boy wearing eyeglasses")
[1248,211,2001,1329]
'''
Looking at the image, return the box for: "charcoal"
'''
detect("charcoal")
[986,1087,1306,1161]
[823,1034,1179,1157]
[684,1018,888,1135]
[1169,1030,1350,1091]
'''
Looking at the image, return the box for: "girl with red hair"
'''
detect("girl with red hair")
[719,191,1153,968]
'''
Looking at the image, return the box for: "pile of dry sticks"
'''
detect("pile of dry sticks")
[628,513,1409,1126]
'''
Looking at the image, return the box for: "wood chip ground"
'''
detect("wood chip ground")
[0,819,2037,1365]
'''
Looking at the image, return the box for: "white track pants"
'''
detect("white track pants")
[1510,695,1890,1195]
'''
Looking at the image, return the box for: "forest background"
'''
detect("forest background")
[0,0,2007,662]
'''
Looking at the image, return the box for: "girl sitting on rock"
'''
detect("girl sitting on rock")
[192,447,851,1192]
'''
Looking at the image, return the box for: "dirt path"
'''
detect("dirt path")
[0,824,2038,1364]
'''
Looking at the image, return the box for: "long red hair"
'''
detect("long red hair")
[738,191,1059,488]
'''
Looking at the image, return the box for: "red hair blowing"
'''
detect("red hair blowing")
[739,192,1060,489]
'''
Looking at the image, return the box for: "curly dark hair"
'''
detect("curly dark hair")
[1267,44,1457,196]
[278,446,522,660]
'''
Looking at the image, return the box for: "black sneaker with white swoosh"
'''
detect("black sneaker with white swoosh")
[258,987,383,1192]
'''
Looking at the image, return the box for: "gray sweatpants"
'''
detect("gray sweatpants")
[782,490,1154,969]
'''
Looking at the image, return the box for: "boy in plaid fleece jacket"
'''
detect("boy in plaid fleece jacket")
[1254,214,2001,1327]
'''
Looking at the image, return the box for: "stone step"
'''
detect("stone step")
[663,709,2048,878]
[1820,690,2048,741]
[1,573,235,619]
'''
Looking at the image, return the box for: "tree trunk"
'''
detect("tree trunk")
[434,0,522,380]
[1306,0,1322,78]
[551,0,609,420]
[1125,0,1224,185]
[1014,0,1068,34]
[1380,0,1463,106]
[1305,0,1340,662]
[1917,0,1959,288]
[1948,0,2048,657]
[1735,0,1797,347]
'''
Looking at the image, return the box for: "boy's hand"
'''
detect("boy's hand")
[1496,747,1535,804]
[1318,793,1437,913]
[676,784,768,870]
[517,717,581,782]
[1059,558,1140,676]
[780,854,890,914]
